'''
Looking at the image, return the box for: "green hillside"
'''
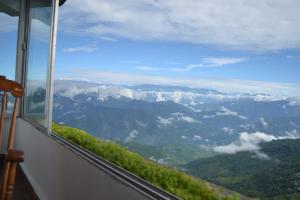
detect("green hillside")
[184,139,300,200]
[122,142,216,166]
[52,123,240,200]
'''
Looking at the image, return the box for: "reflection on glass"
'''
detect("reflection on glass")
[0,0,20,79]
[24,0,52,126]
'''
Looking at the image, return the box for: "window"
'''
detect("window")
[53,1,300,200]
[0,0,20,80]
[24,0,56,128]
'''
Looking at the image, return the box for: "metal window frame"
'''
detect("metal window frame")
[19,0,58,132]
[16,1,181,199]
[45,0,59,134]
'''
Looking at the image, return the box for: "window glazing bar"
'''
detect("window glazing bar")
[46,0,59,133]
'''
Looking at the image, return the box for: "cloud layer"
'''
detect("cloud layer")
[56,69,300,96]
[59,0,300,51]
[213,131,300,159]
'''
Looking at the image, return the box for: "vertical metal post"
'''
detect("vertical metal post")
[46,0,59,134]
[15,0,29,117]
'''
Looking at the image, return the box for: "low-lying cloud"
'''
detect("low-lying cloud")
[216,106,247,119]
[124,130,139,143]
[213,131,300,159]
[157,113,200,127]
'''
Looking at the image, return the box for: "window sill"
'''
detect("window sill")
[19,117,180,200]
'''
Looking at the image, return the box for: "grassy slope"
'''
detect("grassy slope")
[52,123,240,200]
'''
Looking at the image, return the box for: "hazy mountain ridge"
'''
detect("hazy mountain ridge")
[54,80,300,108]
[53,80,300,166]
[51,80,300,199]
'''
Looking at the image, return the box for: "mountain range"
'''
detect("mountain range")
[48,80,300,198]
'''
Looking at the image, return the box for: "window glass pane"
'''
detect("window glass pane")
[0,0,20,80]
[54,1,300,200]
[24,0,52,126]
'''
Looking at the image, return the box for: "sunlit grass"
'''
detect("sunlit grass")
[53,123,238,200]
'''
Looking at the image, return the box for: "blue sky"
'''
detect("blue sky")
[0,29,18,79]
[54,0,300,95]
[56,33,300,85]
[1,0,300,95]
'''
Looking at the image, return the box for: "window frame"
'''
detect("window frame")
[20,0,58,132]
[17,1,181,199]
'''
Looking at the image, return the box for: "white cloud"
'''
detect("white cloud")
[63,44,98,53]
[214,132,276,154]
[170,64,204,72]
[56,69,300,96]
[99,36,118,42]
[155,92,167,102]
[203,114,215,119]
[214,131,300,158]
[240,124,251,129]
[260,117,268,128]
[57,86,98,99]
[125,130,139,143]
[134,66,161,71]
[59,0,300,51]
[216,106,247,119]
[181,116,199,123]
[157,116,173,126]
[157,113,200,126]
[181,135,187,139]
[203,57,246,67]
[142,57,246,72]
[172,112,200,123]
[149,156,168,165]
[286,55,300,60]
[253,94,287,102]
[222,127,235,135]
[193,135,202,141]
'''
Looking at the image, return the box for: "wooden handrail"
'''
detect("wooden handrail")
[0,76,24,97]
